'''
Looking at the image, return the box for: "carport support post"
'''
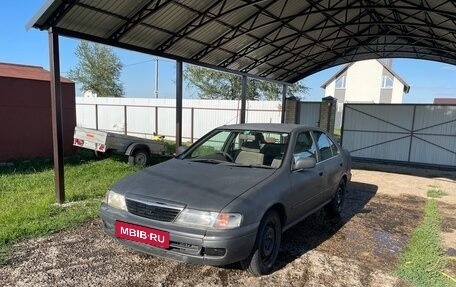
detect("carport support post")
[240,75,247,123]
[281,84,287,123]
[175,60,183,151]
[48,30,65,204]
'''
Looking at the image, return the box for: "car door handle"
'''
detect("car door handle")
[339,162,343,167]
[319,172,323,176]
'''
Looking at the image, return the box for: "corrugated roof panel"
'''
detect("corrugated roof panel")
[294,36,315,50]
[273,0,312,18]
[246,45,277,60]
[268,52,298,68]
[166,38,207,58]
[78,0,150,18]
[188,21,231,44]
[269,68,290,80]
[249,62,273,76]
[120,25,170,50]
[58,6,123,38]
[28,0,456,83]
[180,0,220,12]
[220,34,257,53]
[199,49,234,65]
[226,56,255,71]
[218,4,267,27]
[142,3,195,32]
[220,0,248,11]
[246,22,289,42]
[288,16,310,31]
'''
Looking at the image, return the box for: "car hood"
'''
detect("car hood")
[111,158,276,211]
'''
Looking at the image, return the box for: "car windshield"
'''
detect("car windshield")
[182,129,289,169]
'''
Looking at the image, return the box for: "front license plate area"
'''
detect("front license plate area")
[115,221,170,249]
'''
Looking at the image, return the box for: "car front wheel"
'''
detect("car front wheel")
[241,210,281,276]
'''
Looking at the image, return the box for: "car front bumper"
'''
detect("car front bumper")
[99,203,258,266]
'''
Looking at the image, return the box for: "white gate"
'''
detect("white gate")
[341,104,456,168]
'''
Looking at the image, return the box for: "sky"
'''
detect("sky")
[2,0,456,103]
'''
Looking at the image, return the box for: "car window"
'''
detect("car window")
[293,131,317,161]
[188,131,231,158]
[313,131,336,161]
[328,136,339,156]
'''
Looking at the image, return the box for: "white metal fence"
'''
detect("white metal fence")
[76,97,282,142]
[341,104,456,168]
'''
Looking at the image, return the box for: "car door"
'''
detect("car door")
[288,131,325,222]
[312,131,344,201]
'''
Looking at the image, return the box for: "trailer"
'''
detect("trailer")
[73,127,167,166]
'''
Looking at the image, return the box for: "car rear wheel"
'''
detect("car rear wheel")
[128,149,150,167]
[325,179,346,217]
[241,210,281,276]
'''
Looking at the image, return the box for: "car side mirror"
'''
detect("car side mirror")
[292,157,316,171]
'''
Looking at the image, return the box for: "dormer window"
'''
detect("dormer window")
[335,75,346,89]
[381,75,393,88]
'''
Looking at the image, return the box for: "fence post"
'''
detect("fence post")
[124,105,127,135]
[95,104,98,130]
[191,107,194,143]
[407,105,417,162]
[155,106,158,134]
[319,96,337,135]
[281,85,287,123]
[284,96,299,124]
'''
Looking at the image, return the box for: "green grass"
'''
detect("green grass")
[395,198,453,287]
[0,152,140,264]
[427,189,448,199]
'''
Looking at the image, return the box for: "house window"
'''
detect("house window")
[335,76,346,89]
[381,75,393,88]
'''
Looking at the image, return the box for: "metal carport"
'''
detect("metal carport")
[27,0,456,202]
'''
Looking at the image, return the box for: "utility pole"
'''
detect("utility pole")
[154,57,159,98]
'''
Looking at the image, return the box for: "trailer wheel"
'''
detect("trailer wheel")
[128,149,150,167]
[94,150,112,159]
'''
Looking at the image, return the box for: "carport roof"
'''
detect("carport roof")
[28,0,456,84]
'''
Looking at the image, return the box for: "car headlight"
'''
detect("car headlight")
[175,209,242,229]
[104,190,127,211]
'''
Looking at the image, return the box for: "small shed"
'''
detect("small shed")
[0,62,76,162]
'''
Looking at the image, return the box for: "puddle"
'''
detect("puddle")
[373,231,407,258]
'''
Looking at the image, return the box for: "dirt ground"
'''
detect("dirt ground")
[1,167,455,287]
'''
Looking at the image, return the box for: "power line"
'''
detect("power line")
[124,57,175,67]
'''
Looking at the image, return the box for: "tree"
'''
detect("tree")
[68,41,124,97]
[184,65,308,100]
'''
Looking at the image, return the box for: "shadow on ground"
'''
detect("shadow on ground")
[272,181,378,271]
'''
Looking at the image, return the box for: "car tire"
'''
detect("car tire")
[128,149,150,167]
[325,179,346,217]
[241,210,281,276]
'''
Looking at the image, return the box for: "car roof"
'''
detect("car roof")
[218,123,320,133]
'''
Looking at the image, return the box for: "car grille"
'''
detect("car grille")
[126,199,182,222]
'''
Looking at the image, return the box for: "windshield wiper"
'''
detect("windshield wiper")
[228,163,275,169]
[188,158,225,164]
